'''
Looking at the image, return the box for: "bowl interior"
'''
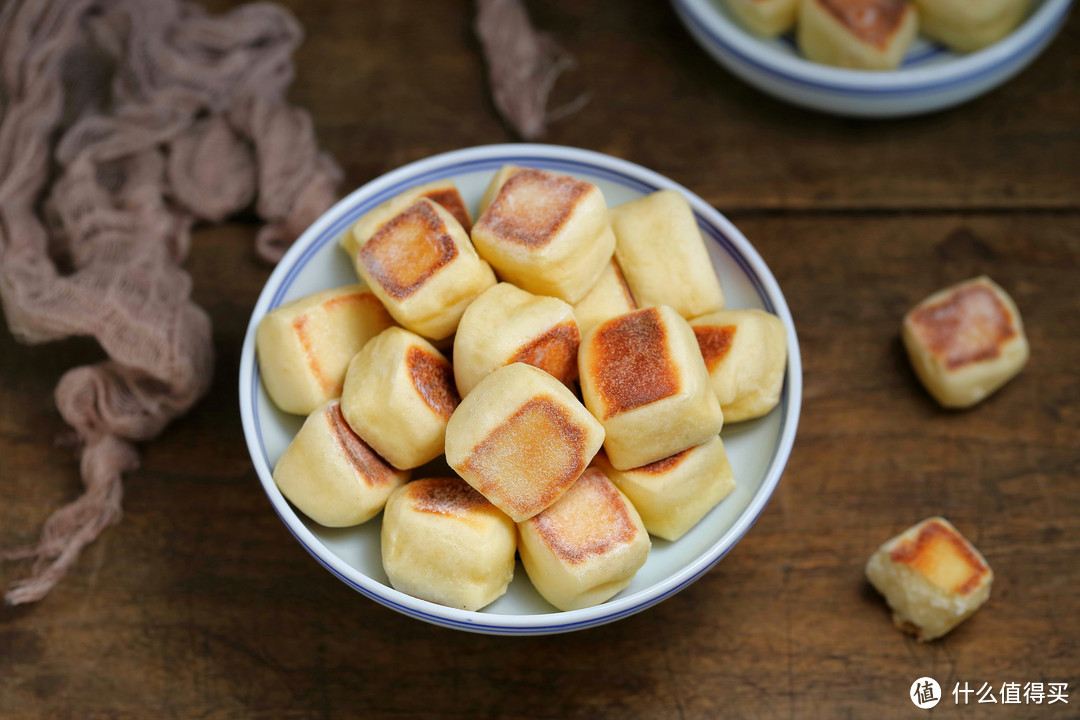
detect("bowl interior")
[240,147,801,633]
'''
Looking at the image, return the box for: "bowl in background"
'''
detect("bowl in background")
[672,0,1073,117]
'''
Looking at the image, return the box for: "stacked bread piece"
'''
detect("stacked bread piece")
[256,166,789,612]
[725,0,1032,70]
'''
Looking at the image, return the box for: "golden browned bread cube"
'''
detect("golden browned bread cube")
[902,276,1028,408]
[592,435,735,542]
[573,258,637,335]
[914,0,1031,52]
[690,309,787,422]
[445,363,606,522]
[273,401,408,527]
[579,307,723,470]
[340,327,459,470]
[518,469,650,611]
[725,0,799,36]
[453,282,580,397]
[797,0,918,71]
[866,517,993,641]
[256,284,395,415]
[342,179,472,257]
[471,166,615,303]
[352,198,496,340]
[610,190,724,320]
[381,478,516,611]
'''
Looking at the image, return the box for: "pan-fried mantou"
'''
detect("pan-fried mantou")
[518,469,650,611]
[472,166,615,303]
[445,363,605,522]
[352,198,496,340]
[866,517,993,641]
[579,307,723,470]
[902,276,1028,408]
[256,284,394,415]
[273,401,408,527]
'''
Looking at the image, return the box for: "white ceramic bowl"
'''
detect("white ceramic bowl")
[239,144,803,635]
[673,0,1073,117]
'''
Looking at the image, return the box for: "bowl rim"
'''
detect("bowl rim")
[673,0,1073,93]
[238,143,803,634]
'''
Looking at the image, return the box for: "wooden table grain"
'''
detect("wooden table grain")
[2,2,1078,718]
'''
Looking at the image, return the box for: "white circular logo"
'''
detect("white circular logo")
[911,677,942,709]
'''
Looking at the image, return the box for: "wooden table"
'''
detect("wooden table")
[2,2,1078,718]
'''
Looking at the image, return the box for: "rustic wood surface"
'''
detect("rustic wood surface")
[2,1,1078,718]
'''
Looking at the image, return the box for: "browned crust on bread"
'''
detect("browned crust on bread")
[909,284,1017,370]
[359,200,458,300]
[817,0,911,49]
[476,168,592,249]
[693,324,737,372]
[406,346,460,420]
[460,396,589,518]
[589,308,679,419]
[325,402,395,486]
[528,469,636,564]
[408,477,494,517]
[889,520,989,596]
[510,322,581,387]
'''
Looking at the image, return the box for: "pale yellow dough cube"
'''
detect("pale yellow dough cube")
[579,307,723,471]
[518,468,650,611]
[610,190,724,320]
[902,276,1028,408]
[445,363,606,523]
[592,435,735,542]
[453,283,581,397]
[797,0,918,71]
[690,309,788,422]
[914,0,1031,52]
[382,477,516,611]
[342,179,472,257]
[272,401,408,527]
[866,517,993,641]
[572,259,637,334]
[471,166,615,303]
[352,198,496,340]
[725,0,799,36]
[340,327,460,470]
[256,284,395,415]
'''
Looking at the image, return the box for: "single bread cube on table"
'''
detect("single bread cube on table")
[340,327,459,470]
[381,477,516,611]
[914,0,1031,52]
[725,0,799,36]
[690,309,788,423]
[256,284,394,415]
[610,190,724,320]
[453,282,580,397]
[579,306,724,471]
[471,166,615,303]
[902,276,1028,408]
[341,178,473,257]
[592,435,736,542]
[573,258,637,335]
[273,401,409,527]
[351,197,496,340]
[797,0,918,71]
[445,363,606,523]
[518,468,651,611]
[866,517,993,641]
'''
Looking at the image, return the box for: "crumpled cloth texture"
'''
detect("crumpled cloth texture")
[0,0,341,604]
[475,0,584,140]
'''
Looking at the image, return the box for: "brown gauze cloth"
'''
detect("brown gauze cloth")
[0,0,577,605]
[0,0,341,605]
